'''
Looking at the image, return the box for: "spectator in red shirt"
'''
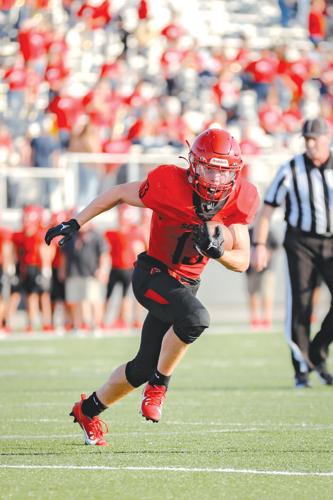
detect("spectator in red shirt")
[82,78,116,128]
[18,20,47,65]
[243,48,279,103]
[160,38,188,96]
[76,0,112,30]
[48,89,84,148]
[308,0,326,45]
[282,101,303,135]
[44,49,69,104]
[3,55,30,118]
[212,66,242,122]
[277,46,314,104]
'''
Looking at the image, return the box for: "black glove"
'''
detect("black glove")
[193,223,224,259]
[45,218,80,247]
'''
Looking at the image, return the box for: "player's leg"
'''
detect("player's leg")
[131,257,210,421]
[95,313,169,405]
[157,326,189,375]
[70,312,169,444]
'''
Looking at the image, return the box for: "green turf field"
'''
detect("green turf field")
[0,331,332,500]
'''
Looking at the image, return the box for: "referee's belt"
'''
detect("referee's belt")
[135,252,201,287]
[286,225,333,239]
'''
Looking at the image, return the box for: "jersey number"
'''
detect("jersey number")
[172,232,203,265]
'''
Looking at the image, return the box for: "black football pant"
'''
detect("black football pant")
[284,227,333,376]
[125,253,210,387]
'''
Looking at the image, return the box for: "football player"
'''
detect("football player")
[45,128,260,445]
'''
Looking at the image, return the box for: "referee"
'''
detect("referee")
[252,117,333,388]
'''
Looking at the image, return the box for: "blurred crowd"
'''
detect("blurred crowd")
[0,0,333,189]
[0,203,150,334]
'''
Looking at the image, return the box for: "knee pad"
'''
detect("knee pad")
[173,306,210,344]
[125,358,154,388]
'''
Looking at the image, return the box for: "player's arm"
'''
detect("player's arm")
[250,204,275,272]
[217,223,250,272]
[76,181,145,227]
[45,181,145,246]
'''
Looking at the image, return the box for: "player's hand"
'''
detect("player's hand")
[45,219,80,247]
[193,223,224,259]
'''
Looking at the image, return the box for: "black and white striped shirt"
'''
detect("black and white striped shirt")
[264,153,333,236]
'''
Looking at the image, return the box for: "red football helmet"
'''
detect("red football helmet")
[188,128,243,201]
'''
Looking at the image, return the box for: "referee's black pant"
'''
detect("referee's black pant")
[284,227,333,376]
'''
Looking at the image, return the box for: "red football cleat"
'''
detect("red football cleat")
[141,384,167,423]
[70,393,108,446]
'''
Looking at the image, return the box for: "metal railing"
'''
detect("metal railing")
[0,148,294,220]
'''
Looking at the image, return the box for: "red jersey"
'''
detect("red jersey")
[12,230,43,268]
[245,56,278,84]
[105,229,139,269]
[18,28,47,62]
[48,95,83,130]
[3,66,27,91]
[139,165,259,280]
[77,1,112,28]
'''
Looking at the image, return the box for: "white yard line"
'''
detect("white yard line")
[0,464,332,476]
[8,419,333,430]
[1,424,333,439]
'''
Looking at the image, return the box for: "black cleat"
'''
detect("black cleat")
[295,373,311,388]
[314,362,333,385]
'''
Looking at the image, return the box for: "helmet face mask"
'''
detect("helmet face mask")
[188,128,243,202]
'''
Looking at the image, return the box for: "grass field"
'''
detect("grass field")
[0,330,333,500]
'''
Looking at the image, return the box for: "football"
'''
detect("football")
[206,221,234,251]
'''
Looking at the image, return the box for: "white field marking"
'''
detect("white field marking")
[2,425,333,439]
[7,419,333,431]
[0,465,332,476]
[165,421,333,430]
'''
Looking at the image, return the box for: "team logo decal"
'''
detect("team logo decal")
[139,179,149,198]
[210,157,229,166]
